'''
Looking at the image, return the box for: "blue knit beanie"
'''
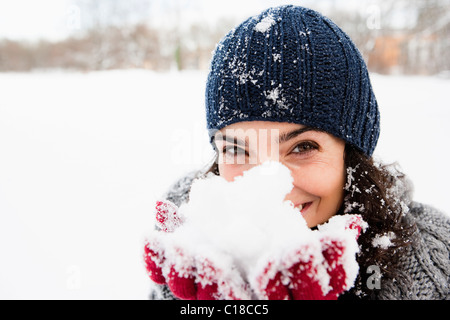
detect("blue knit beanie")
[205,5,380,156]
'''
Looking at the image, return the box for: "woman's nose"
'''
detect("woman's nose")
[254,143,280,165]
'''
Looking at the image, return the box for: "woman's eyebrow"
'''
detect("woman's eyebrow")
[278,126,321,144]
[215,135,248,147]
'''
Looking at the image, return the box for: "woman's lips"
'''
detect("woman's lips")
[296,202,313,214]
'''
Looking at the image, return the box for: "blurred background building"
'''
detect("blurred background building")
[0,0,448,75]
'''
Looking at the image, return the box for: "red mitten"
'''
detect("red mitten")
[144,200,180,285]
[154,200,183,232]
[144,200,250,300]
[252,214,365,300]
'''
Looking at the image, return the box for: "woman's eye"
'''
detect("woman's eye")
[291,142,319,154]
[223,146,247,157]
[221,145,248,164]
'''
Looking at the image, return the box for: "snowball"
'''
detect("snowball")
[165,162,308,274]
[152,161,363,298]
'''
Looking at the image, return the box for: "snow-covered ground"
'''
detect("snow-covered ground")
[0,70,448,299]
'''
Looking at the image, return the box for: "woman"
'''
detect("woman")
[149,5,449,299]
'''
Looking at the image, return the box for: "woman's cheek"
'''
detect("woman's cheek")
[291,164,344,197]
[219,164,248,182]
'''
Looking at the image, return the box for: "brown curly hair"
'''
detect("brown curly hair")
[339,144,416,299]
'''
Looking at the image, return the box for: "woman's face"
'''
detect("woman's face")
[214,121,346,228]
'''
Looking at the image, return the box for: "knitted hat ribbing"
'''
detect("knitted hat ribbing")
[205,5,380,156]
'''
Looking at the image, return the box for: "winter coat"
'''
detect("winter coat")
[149,170,450,300]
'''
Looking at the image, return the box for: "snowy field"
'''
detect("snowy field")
[0,70,449,299]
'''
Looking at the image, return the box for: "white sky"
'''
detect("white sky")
[0,0,72,41]
[0,0,359,41]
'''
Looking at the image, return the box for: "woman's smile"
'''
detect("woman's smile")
[294,201,313,215]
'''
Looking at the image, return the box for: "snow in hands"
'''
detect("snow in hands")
[144,162,367,300]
